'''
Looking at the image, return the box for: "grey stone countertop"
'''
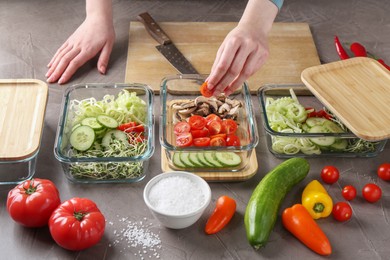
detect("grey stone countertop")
[0,0,389,259]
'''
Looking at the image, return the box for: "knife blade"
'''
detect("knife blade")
[137,12,198,74]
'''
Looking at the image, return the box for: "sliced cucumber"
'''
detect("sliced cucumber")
[189,152,204,167]
[71,123,81,132]
[70,125,96,151]
[215,152,242,167]
[308,125,336,146]
[323,120,344,133]
[81,117,104,130]
[180,152,196,167]
[204,152,223,168]
[173,152,186,168]
[330,138,348,151]
[197,152,213,167]
[305,117,328,127]
[101,129,128,148]
[97,115,119,129]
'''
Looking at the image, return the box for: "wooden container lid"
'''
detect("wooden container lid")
[0,79,48,161]
[301,57,390,141]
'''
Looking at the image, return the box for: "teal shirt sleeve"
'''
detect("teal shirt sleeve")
[269,0,284,10]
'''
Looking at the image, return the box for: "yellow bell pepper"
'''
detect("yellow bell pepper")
[302,180,333,219]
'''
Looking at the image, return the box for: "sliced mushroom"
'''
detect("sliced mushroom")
[178,106,197,115]
[218,103,231,114]
[225,98,241,108]
[195,96,218,112]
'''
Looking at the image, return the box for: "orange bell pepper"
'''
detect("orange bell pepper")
[205,195,236,235]
[282,204,332,256]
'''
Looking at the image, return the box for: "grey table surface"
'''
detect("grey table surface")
[1,0,389,259]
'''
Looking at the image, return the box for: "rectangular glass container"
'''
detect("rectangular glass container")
[258,84,387,158]
[54,83,155,183]
[160,74,259,173]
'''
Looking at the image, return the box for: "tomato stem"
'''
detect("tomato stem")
[313,203,325,213]
[73,212,87,221]
[23,179,39,195]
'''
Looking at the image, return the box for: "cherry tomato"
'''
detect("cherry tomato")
[174,121,191,136]
[7,178,61,227]
[49,197,105,251]
[332,202,352,222]
[206,114,222,126]
[191,128,209,138]
[193,137,211,147]
[207,120,222,135]
[210,136,226,146]
[362,183,382,203]
[226,134,241,146]
[221,119,238,134]
[189,115,207,130]
[320,166,340,184]
[377,163,390,181]
[117,122,136,131]
[342,185,357,201]
[200,82,213,98]
[176,132,193,147]
[210,133,227,140]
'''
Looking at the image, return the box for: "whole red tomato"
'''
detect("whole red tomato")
[332,202,352,222]
[377,163,390,181]
[362,183,382,203]
[49,197,105,251]
[321,166,340,184]
[342,185,357,201]
[7,178,61,227]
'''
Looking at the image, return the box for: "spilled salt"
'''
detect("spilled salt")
[148,175,205,215]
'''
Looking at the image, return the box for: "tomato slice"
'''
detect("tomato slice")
[221,119,238,134]
[226,134,241,146]
[174,121,191,135]
[117,122,137,132]
[189,115,207,130]
[176,132,193,147]
[205,114,222,125]
[210,136,226,146]
[200,82,213,98]
[210,133,227,140]
[191,128,210,138]
[193,137,211,147]
[207,120,222,135]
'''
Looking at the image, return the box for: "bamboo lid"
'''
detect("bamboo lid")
[301,57,390,141]
[0,79,48,161]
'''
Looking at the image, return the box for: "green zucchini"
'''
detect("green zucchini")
[244,157,310,249]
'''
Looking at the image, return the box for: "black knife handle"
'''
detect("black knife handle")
[137,12,172,45]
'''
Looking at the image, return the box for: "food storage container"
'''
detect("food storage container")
[160,74,259,179]
[0,79,48,184]
[258,84,387,158]
[54,83,155,183]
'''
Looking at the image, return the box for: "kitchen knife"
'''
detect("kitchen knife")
[137,12,199,74]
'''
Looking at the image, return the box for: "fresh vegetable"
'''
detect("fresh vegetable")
[189,115,207,130]
[49,198,105,251]
[172,151,242,168]
[176,132,193,147]
[332,202,352,222]
[7,179,61,228]
[193,137,211,147]
[226,134,240,146]
[70,125,96,152]
[200,81,213,98]
[207,120,223,135]
[244,158,309,249]
[334,36,350,60]
[117,122,144,133]
[342,185,357,201]
[350,42,367,57]
[205,196,236,235]
[301,180,333,219]
[362,183,382,203]
[221,119,238,134]
[282,204,332,256]
[377,59,390,70]
[173,121,191,136]
[321,166,339,184]
[191,129,209,138]
[377,163,390,181]
[210,136,227,146]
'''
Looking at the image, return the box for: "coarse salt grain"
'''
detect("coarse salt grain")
[148,175,205,215]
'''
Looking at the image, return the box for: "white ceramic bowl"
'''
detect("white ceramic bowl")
[143,171,211,229]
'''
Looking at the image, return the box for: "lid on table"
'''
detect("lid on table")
[0,79,48,161]
[301,57,390,141]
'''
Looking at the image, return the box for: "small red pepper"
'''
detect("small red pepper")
[350,42,367,57]
[205,195,236,235]
[334,36,350,60]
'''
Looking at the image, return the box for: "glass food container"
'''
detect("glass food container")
[258,84,387,158]
[0,79,48,184]
[160,74,259,175]
[54,83,155,183]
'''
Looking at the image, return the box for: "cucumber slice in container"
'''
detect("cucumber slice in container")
[204,152,223,168]
[180,152,196,167]
[189,152,204,167]
[215,152,242,167]
[173,152,186,168]
[101,129,128,148]
[97,115,119,129]
[305,117,328,127]
[70,125,96,151]
[81,117,104,130]
[330,138,348,151]
[308,125,336,146]
[197,152,213,167]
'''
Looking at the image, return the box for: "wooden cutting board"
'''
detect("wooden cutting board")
[125,22,321,94]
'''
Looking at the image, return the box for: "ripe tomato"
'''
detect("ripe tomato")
[221,119,238,134]
[320,166,340,184]
[210,133,227,140]
[207,120,222,135]
[342,185,357,201]
[362,183,382,203]
[193,137,211,147]
[174,121,191,136]
[49,197,105,251]
[117,121,136,131]
[200,82,213,98]
[206,114,222,125]
[226,134,240,146]
[332,202,352,222]
[7,178,61,227]
[176,132,193,147]
[377,163,390,181]
[191,128,209,138]
[189,115,207,130]
[210,136,226,146]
